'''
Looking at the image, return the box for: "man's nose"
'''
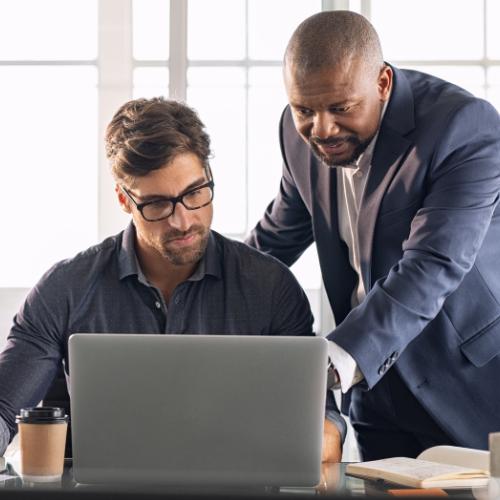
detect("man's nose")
[313,112,340,140]
[168,202,193,232]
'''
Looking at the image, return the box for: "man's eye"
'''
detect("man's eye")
[150,199,170,207]
[297,108,312,116]
[333,107,350,112]
[186,189,201,198]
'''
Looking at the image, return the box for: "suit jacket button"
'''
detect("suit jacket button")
[391,351,399,360]
[378,365,387,375]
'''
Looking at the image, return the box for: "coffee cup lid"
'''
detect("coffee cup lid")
[16,407,69,424]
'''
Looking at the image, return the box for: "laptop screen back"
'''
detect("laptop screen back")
[69,334,328,487]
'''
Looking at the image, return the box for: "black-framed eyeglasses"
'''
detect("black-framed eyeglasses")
[122,167,215,222]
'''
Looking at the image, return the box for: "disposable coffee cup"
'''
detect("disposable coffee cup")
[16,407,69,483]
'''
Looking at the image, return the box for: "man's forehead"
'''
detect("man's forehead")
[285,59,371,101]
[129,159,208,198]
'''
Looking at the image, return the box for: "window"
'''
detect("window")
[0,0,98,287]
[369,0,500,109]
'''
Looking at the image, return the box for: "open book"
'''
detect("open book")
[346,446,490,489]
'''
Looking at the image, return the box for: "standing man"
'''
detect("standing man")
[247,11,500,460]
[0,97,344,461]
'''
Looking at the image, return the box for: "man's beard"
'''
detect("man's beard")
[309,133,375,168]
[138,224,210,266]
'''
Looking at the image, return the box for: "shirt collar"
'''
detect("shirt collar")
[350,91,391,170]
[118,221,221,282]
[118,222,139,281]
[197,231,222,280]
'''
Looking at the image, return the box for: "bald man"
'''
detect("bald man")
[246,11,500,460]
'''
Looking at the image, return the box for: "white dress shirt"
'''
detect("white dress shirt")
[328,98,390,393]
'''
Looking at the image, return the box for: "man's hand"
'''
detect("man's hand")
[317,462,341,495]
[321,419,342,463]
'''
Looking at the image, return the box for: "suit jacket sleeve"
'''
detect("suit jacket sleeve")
[330,96,500,388]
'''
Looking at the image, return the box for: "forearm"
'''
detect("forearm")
[324,388,346,446]
[325,409,347,446]
[322,418,343,463]
[0,336,62,438]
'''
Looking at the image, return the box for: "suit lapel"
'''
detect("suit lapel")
[357,65,415,292]
[357,131,412,291]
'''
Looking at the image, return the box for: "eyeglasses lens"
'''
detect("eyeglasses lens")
[142,186,213,221]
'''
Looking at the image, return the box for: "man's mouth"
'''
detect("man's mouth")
[317,141,348,156]
[167,233,198,247]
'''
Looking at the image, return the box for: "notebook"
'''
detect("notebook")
[69,334,328,487]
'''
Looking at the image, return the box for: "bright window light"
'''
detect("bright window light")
[371,0,484,61]
[0,66,98,287]
[133,67,169,99]
[133,0,170,61]
[248,0,321,60]
[0,0,97,60]
[188,0,246,60]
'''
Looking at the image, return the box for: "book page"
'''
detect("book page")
[417,446,490,472]
[347,457,486,482]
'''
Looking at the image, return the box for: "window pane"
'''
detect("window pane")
[188,67,246,86]
[133,67,169,99]
[401,66,485,98]
[247,67,322,293]
[291,245,322,290]
[0,0,97,60]
[487,0,500,59]
[487,67,500,112]
[187,67,246,234]
[488,66,500,85]
[349,0,362,13]
[248,67,287,228]
[0,67,98,287]
[371,0,483,61]
[133,0,170,61]
[188,0,245,60]
[248,0,321,60]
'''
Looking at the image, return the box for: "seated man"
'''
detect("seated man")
[0,97,345,461]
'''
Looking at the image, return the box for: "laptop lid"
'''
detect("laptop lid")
[69,334,328,487]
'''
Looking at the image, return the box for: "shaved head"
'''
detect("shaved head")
[284,10,384,80]
[283,11,392,168]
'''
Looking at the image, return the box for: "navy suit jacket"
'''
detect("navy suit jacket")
[246,66,500,450]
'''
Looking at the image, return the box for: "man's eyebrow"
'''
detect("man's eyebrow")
[130,176,207,202]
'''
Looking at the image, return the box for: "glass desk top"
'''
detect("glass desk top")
[0,458,496,499]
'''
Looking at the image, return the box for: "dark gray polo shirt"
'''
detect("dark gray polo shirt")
[0,223,346,453]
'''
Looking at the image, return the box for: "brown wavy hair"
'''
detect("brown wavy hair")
[105,97,212,187]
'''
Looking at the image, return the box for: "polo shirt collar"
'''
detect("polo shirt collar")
[118,221,221,282]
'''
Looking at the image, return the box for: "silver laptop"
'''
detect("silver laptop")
[69,334,328,487]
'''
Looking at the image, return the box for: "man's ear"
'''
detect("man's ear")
[378,65,392,102]
[116,184,132,214]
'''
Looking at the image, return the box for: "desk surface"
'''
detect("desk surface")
[0,459,492,499]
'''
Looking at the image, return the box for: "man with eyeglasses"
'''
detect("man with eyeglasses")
[0,97,344,462]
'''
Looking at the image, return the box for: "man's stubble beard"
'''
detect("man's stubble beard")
[309,132,376,169]
[136,223,211,267]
